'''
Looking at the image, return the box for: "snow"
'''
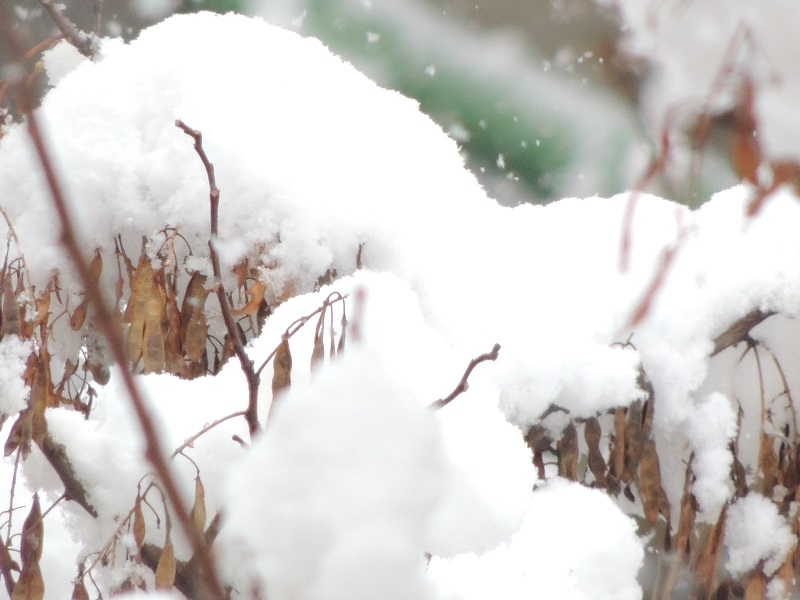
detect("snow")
[725,493,795,577]
[0,335,32,415]
[1,7,800,600]
[429,479,643,600]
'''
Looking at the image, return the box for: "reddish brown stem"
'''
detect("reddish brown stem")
[175,119,261,436]
[431,343,501,410]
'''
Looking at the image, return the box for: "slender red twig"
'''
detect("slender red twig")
[176,119,261,436]
[431,343,501,410]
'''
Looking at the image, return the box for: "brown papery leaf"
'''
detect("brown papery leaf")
[89,248,103,282]
[190,475,207,537]
[155,536,176,590]
[638,439,666,525]
[164,290,184,375]
[758,433,777,498]
[230,280,266,319]
[611,407,626,482]
[584,417,606,487]
[624,400,644,481]
[20,494,43,566]
[11,563,44,600]
[557,423,578,481]
[743,571,767,600]
[2,274,22,337]
[337,311,347,356]
[71,575,90,600]
[272,338,292,397]
[133,494,145,552]
[180,273,209,362]
[141,286,167,374]
[4,409,32,458]
[694,509,726,599]
[310,314,325,373]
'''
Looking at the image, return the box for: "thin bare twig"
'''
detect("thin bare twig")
[38,0,95,57]
[175,119,262,436]
[431,343,501,410]
[254,292,347,376]
[0,13,225,599]
[171,410,247,458]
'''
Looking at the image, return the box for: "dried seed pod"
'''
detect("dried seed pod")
[190,476,207,537]
[180,273,209,362]
[310,327,325,372]
[132,495,145,551]
[557,423,578,481]
[272,338,292,397]
[624,400,644,481]
[71,574,90,600]
[11,563,44,600]
[743,571,767,600]
[155,535,176,590]
[230,281,266,318]
[638,439,666,525]
[4,409,33,458]
[758,433,778,498]
[584,417,606,487]
[1,274,22,337]
[21,494,43,566]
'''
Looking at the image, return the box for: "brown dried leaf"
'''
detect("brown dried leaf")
[230,280,266,319]
[71,572,90,600]
[125,253,167,372]
[638,438,666,525]
[132,495,145,551]
[758,433,777,498]
[142,297,167,373]
[31,290,51,333]
[29,358,49,446]
[272,338,292,397]
[611,407,626,481]
[4,409,32,458]
[584,417,606,487]
[11,563,44,600]
[743,571,766,600]
[524,424,550,480]
[155,536,176,590]
[310,324,325,372]
[694,510,726,599]
[557,423,578,481]
[2,274,22,337]
[337,311,347,356]
[190,475,207,537]
[624,400,644,481]
[20,494,43,566]
[164,290,184,375]
[180,273,209,362]
[89,249,103,282]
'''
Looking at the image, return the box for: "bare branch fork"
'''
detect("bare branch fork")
[175,119,262,436]
[38,0,95,58]
[0,9,225,591]
[431,343,501,410]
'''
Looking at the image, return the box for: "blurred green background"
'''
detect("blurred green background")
[3,0,738,206]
